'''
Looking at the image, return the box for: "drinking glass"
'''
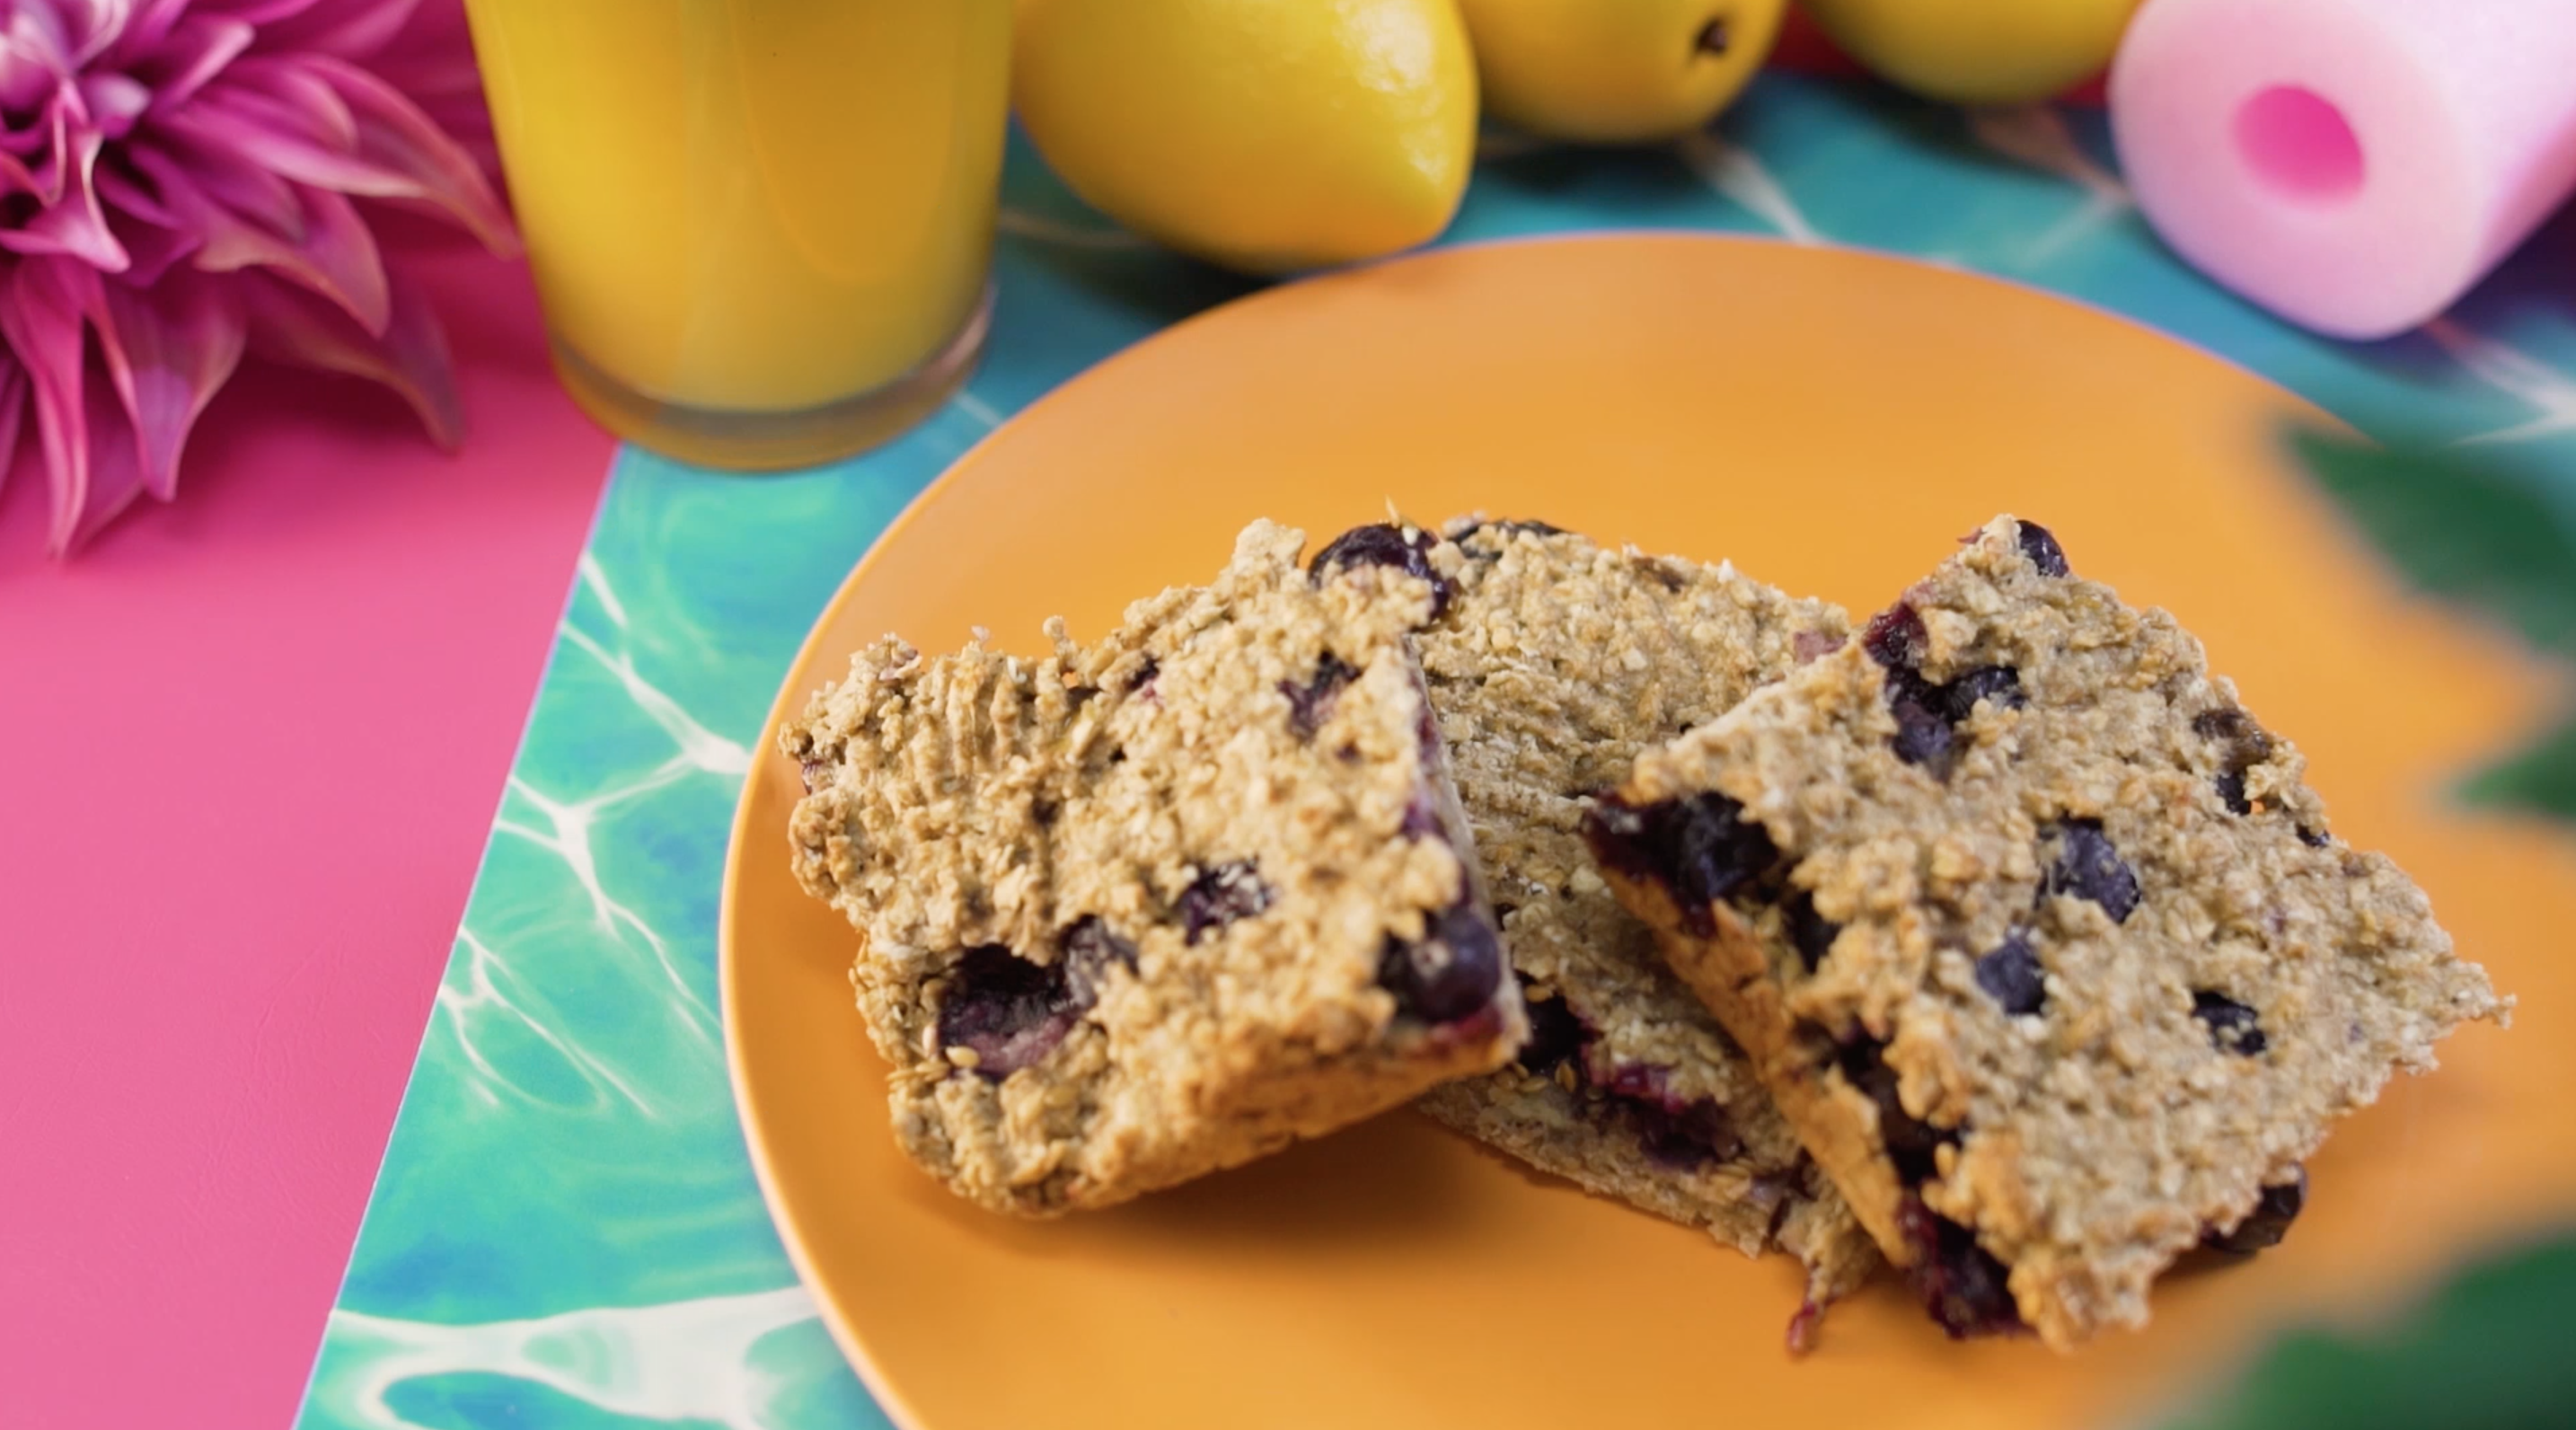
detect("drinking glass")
[464,0,1012,468]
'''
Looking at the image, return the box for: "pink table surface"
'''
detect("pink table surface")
[0,236,616,1430]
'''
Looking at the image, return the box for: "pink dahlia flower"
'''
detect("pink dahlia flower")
[0,0,516,553]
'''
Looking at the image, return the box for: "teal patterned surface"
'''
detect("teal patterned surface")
[295,75,2576,1429]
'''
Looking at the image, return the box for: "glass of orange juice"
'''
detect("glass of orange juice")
[463,0,1011,469]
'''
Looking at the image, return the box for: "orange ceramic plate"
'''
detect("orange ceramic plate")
[719,235,2573,1430]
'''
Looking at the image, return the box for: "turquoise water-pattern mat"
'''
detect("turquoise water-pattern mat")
[296,76,2576,1429]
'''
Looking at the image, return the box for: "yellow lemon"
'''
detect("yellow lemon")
[1457,0,1789,144]
[1799,0,2145,107]
[1013,0,1478,275]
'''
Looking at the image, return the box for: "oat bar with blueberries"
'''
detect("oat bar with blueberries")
[1586,515,2510,1348]
[783,520,1523,1215]
[1309,517,1882,1324]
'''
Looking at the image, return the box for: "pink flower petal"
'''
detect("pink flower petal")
[116,0,200,57]
[0,358,30,507]
[167,80,375,194]
[0,258,99,555]
[20,95,72,203]
[0,146,41,198]
[240,265,461,447]
[309,56,513,252]
[209,54,359,151]
[246,183,387,329]
[1,124,133,271]
[155,88,373,195]
[70,357,151,550]
[365,0,477,104]
[131,144,391,332]
[0,10,72,111]
[134,129,303,234]
[110,211,206,287]
[136,16,257,114]
[362,3,490,158]
[96,269,247,499]
[0,114,52,161]
[262,0,424,61]
[57,0,136,68]
[0,0,506,555]
[162,62,513,256]
[198,0,330,27]
[94,156,174,225]
[81,71,152,138]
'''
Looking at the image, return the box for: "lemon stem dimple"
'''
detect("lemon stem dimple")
[1696,16,1731,56]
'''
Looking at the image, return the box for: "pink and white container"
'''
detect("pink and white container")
[2112,0,2576,340]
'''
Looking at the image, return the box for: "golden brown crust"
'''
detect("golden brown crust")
[782,521,1522,1214]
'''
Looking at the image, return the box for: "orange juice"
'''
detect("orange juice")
[464,0,1011,466]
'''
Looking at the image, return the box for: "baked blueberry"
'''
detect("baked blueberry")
[1887,684,1957,770]
[939,945,1081,1080]
[2046,819,2140,923]
[1059,916,1138,1004]
[1398,785,1446,840]
[1836,1036,1954,1187]
[1584,792,1781,933]
[2202,1168,2306,1253]
[1377,900,1504,1024]
[2015,520,2069,577]
[1179,861,1273,943]
[1900,1197,2025,1337]
[1863,608,2022,772]
[1973,931,2046,1016]
[2215,769,2253,815]
[1283,652,1355,738]
[1863,603,1930,672]
[2192,707,2256,745]
[2192,991,2267,1056]
[1310,522,1451,617]
[1629,1097,1742,1170]
[1783,889,1842,973]
[1514,984,1591,1074]
[1942,665,2025,719]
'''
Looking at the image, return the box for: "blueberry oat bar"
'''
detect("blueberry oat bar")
[1587,516,2510,1347]
[1316,518,1882,1318]
[783,520,1524,1215]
